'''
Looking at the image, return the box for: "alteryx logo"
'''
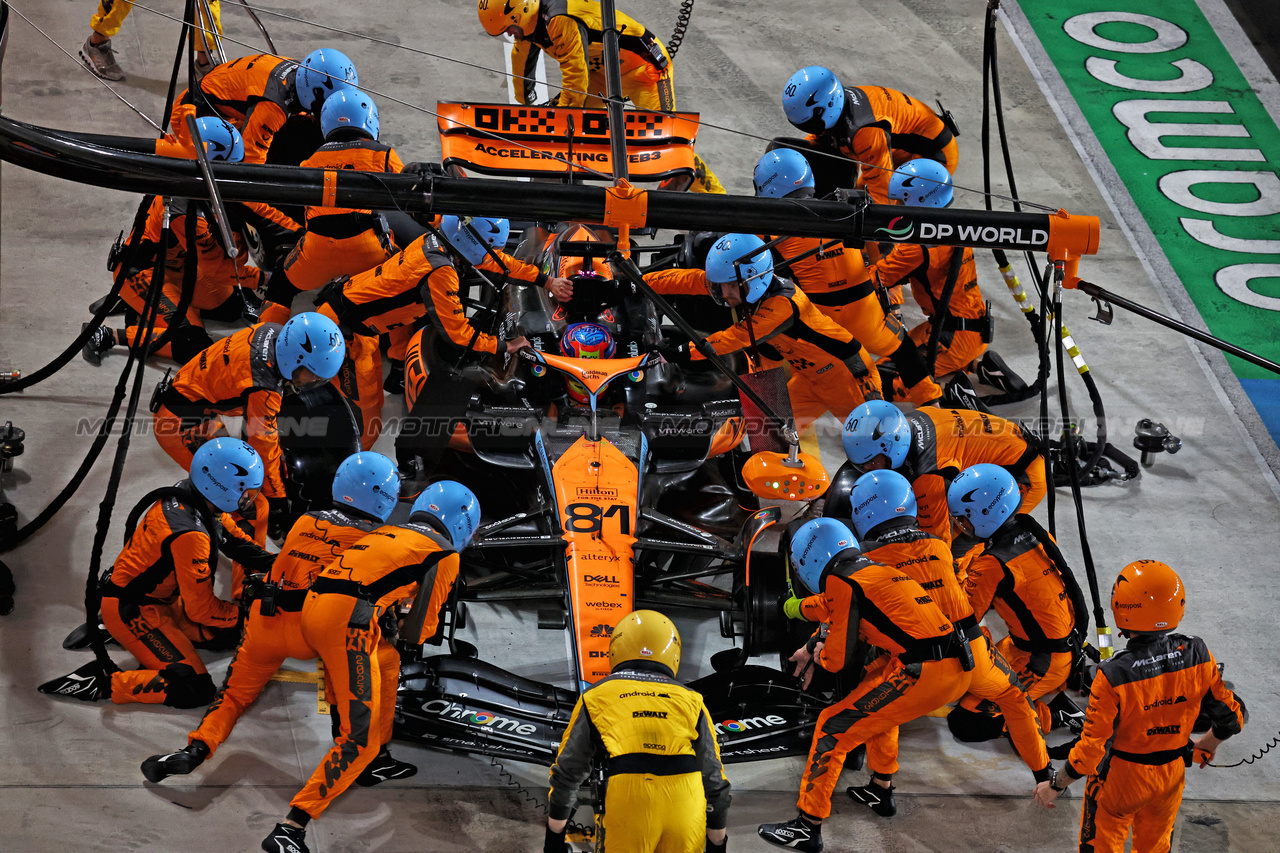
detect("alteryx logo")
[875,216,915,241]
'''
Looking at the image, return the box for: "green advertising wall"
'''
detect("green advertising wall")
[1020,1,1280,438]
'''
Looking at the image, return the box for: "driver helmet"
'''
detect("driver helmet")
[560,322,616,404]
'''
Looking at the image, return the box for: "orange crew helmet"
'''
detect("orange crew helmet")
[478,0,539,37]
[1111,560,1185,632]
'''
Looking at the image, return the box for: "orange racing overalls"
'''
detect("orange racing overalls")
[1065,632,1244,853]
[862,521,1050,780]
[794,551,970,819]
[808,85,958,205]
[258,138,406,325]
[644,269,883,432]
[873,244,989,377]
[117,196,261,363]
[896,406,1047,546]
[100,482,272,707]
[188,508,378,753]
[152,323,289,501]
[158,54,305,237]
[315,233,549,446]
[286,520,459,823]
[959,520,1077,724]
[511,0,723,194]
[773,234,942,405]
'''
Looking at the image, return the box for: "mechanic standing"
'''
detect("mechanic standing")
[872,161,1028,406]
[645,233,883,437]
[544,610,731,853]
[780,66,958,205]
[261,480,478,853]
[752,149,943,406]
[846,470,1052,815]
[258,89,404,326]
[151,312,345,541]
[139,452,415,788]
[947,464,1090,740]
[837,400,1046,547]
[38,439,273,708]
[478,0,725,194]
[1034,561,1245,853]
[758,518,971,852]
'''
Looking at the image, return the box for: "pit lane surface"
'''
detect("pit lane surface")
[1,1,1278,850]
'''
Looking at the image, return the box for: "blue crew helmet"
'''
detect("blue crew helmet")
[411,480,481,549]
[753,149,815,199]
[841,401,912,471]
[789,517,859,596]
[948,464,1022,539]
[332,451,400,522]
[782,66,846,134]
[320,88,379,140]
[849,470,917,539]
[191,437,264,513]
[889,159,954,208]
[705,233,773,306]
[296,48,359,111]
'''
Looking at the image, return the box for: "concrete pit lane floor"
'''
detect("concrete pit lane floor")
[2,0,1278,850]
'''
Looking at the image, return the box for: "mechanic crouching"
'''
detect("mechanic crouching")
[545,610,731,853]
[262,480,479,853]
[39,439,274,708]
[758,518,972,851]
[140,451,412,788]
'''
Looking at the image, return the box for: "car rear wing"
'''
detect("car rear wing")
[437,102,699,184]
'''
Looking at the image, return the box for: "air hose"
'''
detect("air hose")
[982,0,1112,656]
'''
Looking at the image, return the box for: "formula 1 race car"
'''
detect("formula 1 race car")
[391,216,836,764]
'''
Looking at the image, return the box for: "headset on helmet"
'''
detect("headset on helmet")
[789,518,859,596]
[705,233,773,305]
[191,438,264,513]
[609,610,681,675]
[849,470,917,539]
[841,401,912,470]
[275,312,345,384]
[947,463,1022,539]
[1111,560,1184,632]
[410,480,481,549]
[439,215,510,267]
[478,0,539,37]
[782,66,846,134]
[296,48,359,112]
[889,159,954,208]
[331,451,400,522]
[192,117,244,163]
[753,149,815,199]
[560,322,617,405]
[320,88,379,141]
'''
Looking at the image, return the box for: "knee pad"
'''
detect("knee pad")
[160,664,216,709]
[171,325,214,366]
[947,705,1007,743]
